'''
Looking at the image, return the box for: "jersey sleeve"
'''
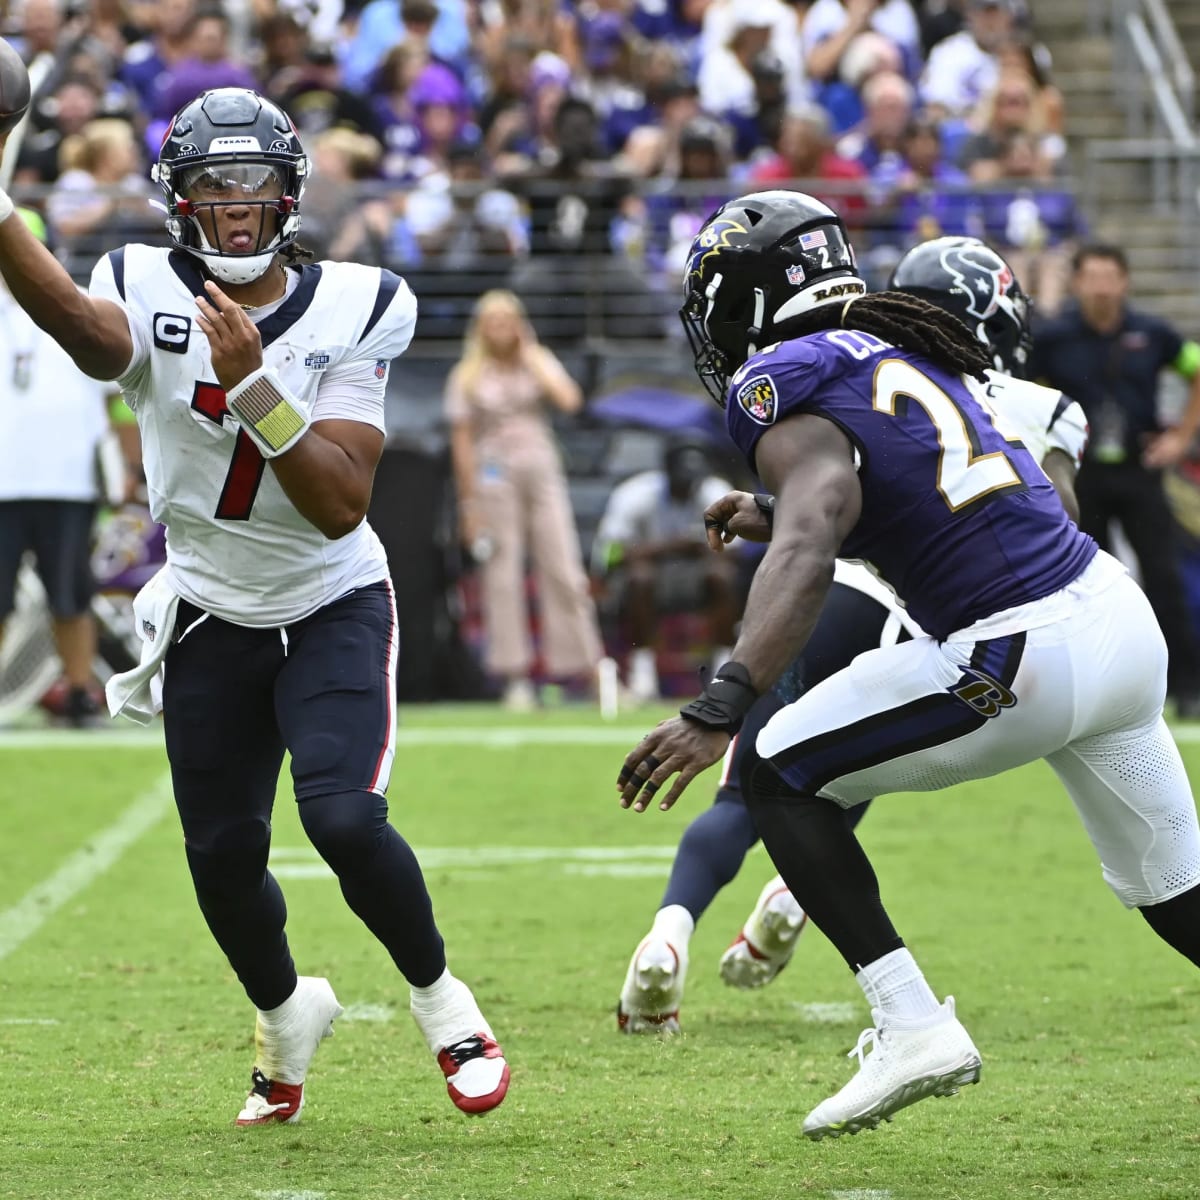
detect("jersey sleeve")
[353,268,418,365]
[88,249,152,388]
[723,340,827,470]
[1045,393,1089,467]
[311,355,388,433]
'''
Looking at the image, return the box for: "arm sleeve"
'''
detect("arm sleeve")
[311,356,388,433]
[88,250,152,388]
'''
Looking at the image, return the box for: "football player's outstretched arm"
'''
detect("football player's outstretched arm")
[0,207,133,380]
[728,414,862,693]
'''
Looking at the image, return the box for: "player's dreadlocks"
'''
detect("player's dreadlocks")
[784,290,993,380]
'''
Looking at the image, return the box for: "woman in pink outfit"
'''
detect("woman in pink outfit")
[445,290,603,708]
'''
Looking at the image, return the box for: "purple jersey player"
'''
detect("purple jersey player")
[616,191,1200,1139]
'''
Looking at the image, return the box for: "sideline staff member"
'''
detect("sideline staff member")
[1031,242,1200,715]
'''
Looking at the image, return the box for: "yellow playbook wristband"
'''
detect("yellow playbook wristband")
[225,367,310,458]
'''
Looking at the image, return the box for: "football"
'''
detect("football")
[0,37,30,137]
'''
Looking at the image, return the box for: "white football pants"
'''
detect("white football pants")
[756,552,1200,908]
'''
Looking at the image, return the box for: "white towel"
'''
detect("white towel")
[105,567,182,725]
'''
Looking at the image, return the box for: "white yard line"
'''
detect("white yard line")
[0,724,660,751]
[0,773,173,962]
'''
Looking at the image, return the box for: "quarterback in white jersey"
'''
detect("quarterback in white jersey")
[0,88,508,1128]
[88,244,409,626]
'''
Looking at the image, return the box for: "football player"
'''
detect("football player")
[617,191,1200,1138]
[0,89,509,1124]
[616,235,1089,1032]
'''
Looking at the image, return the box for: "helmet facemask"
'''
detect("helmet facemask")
[156,158,304,285]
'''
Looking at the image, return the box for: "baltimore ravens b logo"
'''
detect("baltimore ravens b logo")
[736,374,778,425]
[687,216,749,281]
[951,669,1017,718]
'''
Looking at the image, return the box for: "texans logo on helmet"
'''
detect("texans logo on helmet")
[736,374,778,425]
[939,242,1013,320]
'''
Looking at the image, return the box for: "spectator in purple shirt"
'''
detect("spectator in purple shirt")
[152,8,258,124]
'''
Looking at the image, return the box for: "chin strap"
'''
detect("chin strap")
[226,366,310,458]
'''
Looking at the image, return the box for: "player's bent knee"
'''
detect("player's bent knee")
[299,789,389,875]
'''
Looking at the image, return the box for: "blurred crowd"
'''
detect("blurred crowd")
[1,0,1084,338]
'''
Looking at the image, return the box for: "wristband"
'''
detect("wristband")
[0,187,13,224]
[679,661,759,735]
[754,493,775,529]
[226,366,310,458]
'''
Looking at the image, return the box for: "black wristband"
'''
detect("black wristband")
[754,493,775,528]
[679,661,760,735]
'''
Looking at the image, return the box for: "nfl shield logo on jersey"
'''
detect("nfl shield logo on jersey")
[374,359,387,380]
[737,374,778,425]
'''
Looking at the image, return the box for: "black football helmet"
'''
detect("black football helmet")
[889,236,1032,376]
[152,88,309,285]
[680,190,867,404]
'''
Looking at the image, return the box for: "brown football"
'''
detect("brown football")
[0,37,31,137]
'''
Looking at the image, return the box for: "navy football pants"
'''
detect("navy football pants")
[163,581,446,1010]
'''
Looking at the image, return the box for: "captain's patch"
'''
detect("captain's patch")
[736,374,778,425]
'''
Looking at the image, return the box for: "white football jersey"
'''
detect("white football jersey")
[968,369,1089,468]
[89,245,416,627]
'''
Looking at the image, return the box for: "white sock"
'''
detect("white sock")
[410,969,490,1052]
[855,948,941,1024]
[651,904,695,948]
[258,979,304,1031]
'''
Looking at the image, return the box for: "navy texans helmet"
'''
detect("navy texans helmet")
[152,88,309,285]
[680,190,867,404]
[889,236,1032,376]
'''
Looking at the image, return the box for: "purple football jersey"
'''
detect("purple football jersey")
[725,329,1097,639]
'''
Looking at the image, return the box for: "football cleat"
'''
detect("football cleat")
[411,975,510,1115]
[802,997,982,1140]
[235,975,343,1127]
[617,935,687,1034]
[719,875,808,989]
[437,1034,511,1115]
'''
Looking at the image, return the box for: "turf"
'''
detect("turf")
[1,705,1199,1200]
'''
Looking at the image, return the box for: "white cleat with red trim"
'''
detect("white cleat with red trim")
[617,935,687,1034]
[719,875,808,990]
[235,976,344,1126]
[411,974,510,1115]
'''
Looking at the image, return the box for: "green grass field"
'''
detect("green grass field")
[2,705,1200,1200]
